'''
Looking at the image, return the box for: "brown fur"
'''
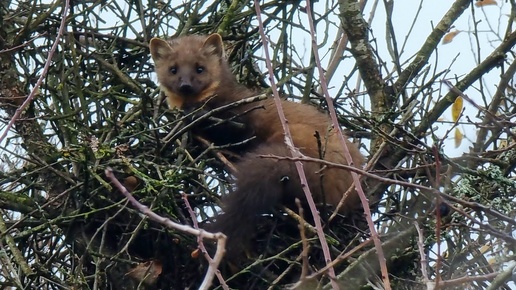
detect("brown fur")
[150,34,364,255]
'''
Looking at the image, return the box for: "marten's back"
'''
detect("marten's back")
[244,99,335,144]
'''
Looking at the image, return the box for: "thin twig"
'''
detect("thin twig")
[0,33,44,55]
[433,146,443,289]
[260,153,516,230]
[296,198,310,281]
[414,222,433,290]
[443,79,516,141]
[160,94,267,153]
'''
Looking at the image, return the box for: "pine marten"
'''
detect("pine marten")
[149,33,364,255]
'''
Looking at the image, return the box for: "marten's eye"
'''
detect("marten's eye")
[169,66,177,74]
[196,66,205,74]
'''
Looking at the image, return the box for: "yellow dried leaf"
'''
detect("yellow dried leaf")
[442,30,461,44]
[454,128,463,148]
[479,244,491,254]
[499,139,507,148]
[442,250,449,259]
[451,96,463,122]
[475,0,497,7]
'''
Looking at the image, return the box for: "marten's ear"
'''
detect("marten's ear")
[203,33,225,59]
[149,38,172,61]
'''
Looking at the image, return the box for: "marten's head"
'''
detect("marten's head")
[149,34,228,109]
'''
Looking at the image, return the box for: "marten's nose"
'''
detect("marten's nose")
[179,82,194,96]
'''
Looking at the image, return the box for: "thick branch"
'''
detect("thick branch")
[394,0,471,92]
[339,0,390,152]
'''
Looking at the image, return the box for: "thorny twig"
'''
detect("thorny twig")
[253,1,339,287]
[105,168,227,290]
